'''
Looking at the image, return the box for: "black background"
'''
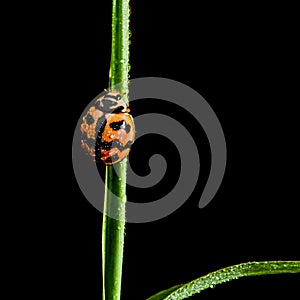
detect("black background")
[35,1,300,299]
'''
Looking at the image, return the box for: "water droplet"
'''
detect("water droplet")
[120,59,125,63]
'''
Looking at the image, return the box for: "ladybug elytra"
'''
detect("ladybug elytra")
[80,90,135,165]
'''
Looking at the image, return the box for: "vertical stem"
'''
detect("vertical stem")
[109,0,130,98]
[102,163,127,300]
[102,0,130,299]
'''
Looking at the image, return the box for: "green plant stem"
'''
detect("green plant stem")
[109,0,130,94]
[102,164,127,300]
[102,0,130,300]
[146,261,300,300]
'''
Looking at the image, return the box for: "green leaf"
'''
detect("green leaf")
[147,285,184,300]
[146,261,300,300]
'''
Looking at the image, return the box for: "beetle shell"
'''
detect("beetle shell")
[80,90,135,165]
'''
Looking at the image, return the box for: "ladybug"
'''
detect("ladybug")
[80,90,135,165]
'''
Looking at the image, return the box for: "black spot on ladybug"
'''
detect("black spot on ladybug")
[112,140,124,150]
[85,114,94,125]
[94,151,102,164]
[110,121,126,131]
[95,117,107,155]
[96,139,134,152]
[124,140,134,148]
[94,142,101,164]
[102,99,117,111]
[125,123,131,133]
[112,140,134,151]
[94,100,102,110]
[98,140,122,151]
[105,154,120,164]
[99,141,113,150]
[109,121,131,133]
[95,116,107,134]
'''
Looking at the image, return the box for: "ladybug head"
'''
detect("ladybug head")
[95,91,127,113]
